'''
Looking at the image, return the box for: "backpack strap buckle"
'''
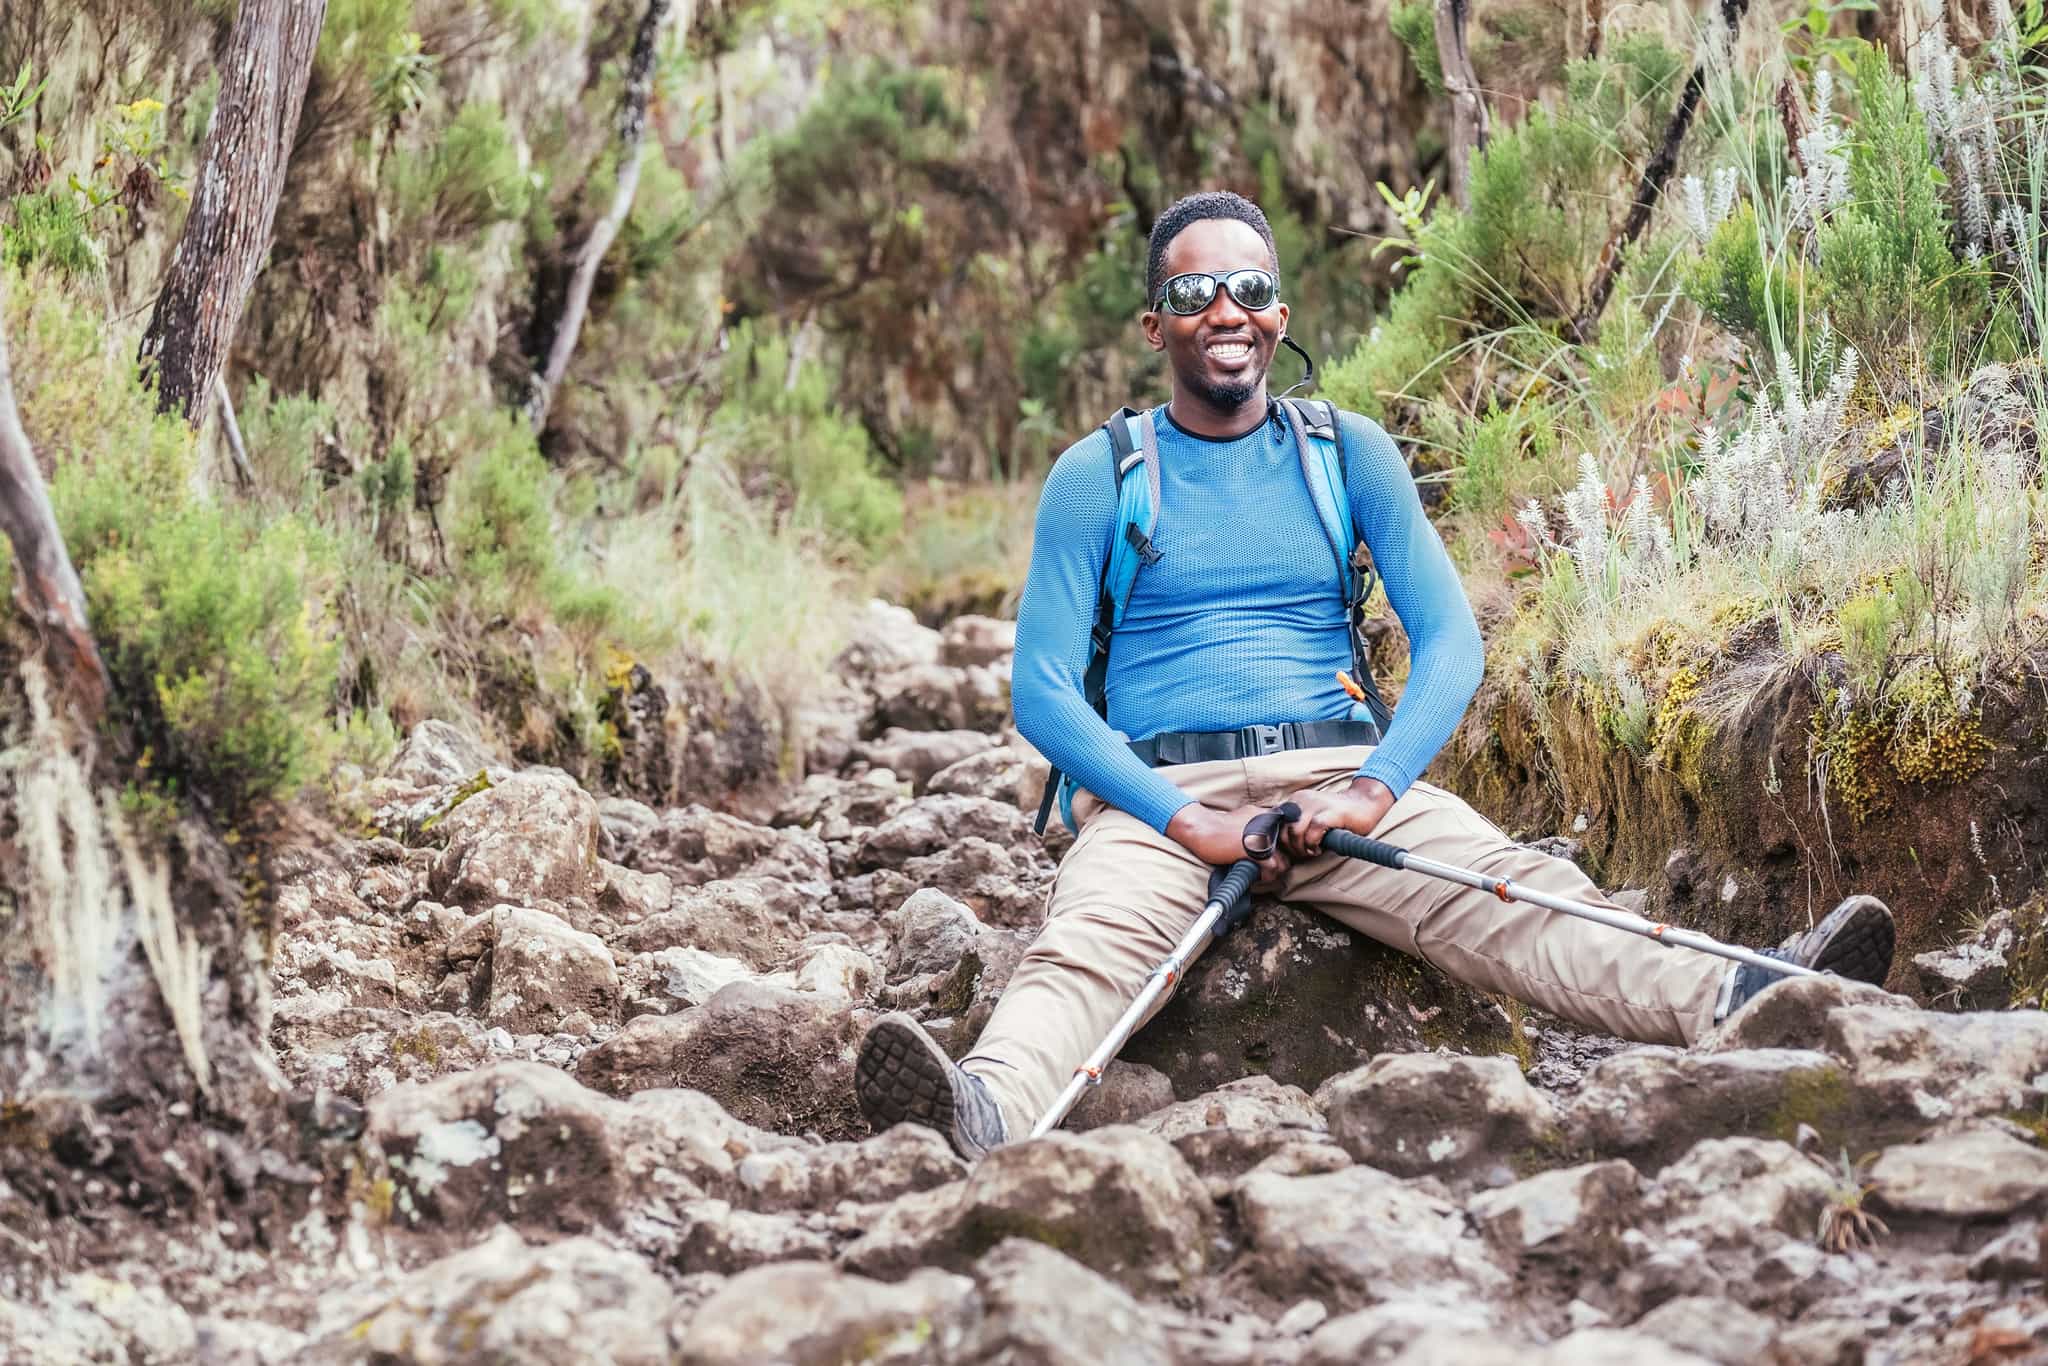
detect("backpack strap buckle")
[1239,723,1285,757]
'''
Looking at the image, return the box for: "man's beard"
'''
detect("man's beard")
[1183,363,1264,412]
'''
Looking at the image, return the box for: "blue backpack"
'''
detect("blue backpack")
[1032,397,1396,834]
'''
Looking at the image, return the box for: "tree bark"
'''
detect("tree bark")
[1435,0,1489,210]
[527,0,676,432]
[0,274,112,724]
[1569,0,1753,345]
[138,0,328,423]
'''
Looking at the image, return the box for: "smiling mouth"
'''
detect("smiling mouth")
[1206,339,1254,365]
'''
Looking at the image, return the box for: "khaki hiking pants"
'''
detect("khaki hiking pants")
[960,746,1727,1137]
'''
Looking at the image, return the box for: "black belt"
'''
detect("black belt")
[1127,719,1382,768]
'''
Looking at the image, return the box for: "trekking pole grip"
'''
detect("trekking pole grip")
[1241,802,1302,858]
[1322,828,1407,869]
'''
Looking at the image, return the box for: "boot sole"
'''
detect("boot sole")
[855,1014,960,1137]
[1802,895,1895,985]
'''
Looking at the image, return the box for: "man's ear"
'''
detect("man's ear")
[1140,309,1166,351]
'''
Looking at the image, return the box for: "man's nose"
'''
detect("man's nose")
[1203,285,1250,326]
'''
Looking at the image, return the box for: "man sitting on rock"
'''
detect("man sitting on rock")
[853,189,1897,1161]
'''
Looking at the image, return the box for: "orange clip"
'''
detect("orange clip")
[1336,670,1368,703]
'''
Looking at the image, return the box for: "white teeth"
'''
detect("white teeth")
[1208,342,1251,360]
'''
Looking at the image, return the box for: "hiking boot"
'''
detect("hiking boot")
[1723,894,1896,1018]
[855,1012,1009,1161]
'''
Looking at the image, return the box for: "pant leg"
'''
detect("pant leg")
[1264,749,1727,1045]
[959,758,1248,1136]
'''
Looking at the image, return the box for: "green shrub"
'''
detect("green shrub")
[712,322,904,552]
[1,192,102,280]
[390,100,531,243]
[448,416,560,617]
[24,287,343,815]
[1390,1,1442,95]
[237,377,335,504]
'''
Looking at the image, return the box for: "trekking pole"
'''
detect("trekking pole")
[1030,804,1302,1139]
[1318,830,1817,980]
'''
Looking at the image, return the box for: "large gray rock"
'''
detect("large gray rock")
[1122,901,1512,1099]
[940,614,1016,668]
[884,888,985,981]
[1068,1060,1177,1131]
[575,981,868,1138]
[963,1239,1173,1365]
[928,745,1035,807]
[628,805,830,889]
[1300,1301,1507,1366]
[620,946,756,1018]
[428,769,600,908]
[596,794,661,863]
[1641,1137,1833,1245]
[358,1062,780,1236]
[1134,1075,1329,1191]
[1233,1165,1509,1313]
[1382,1328,1719,1365]
[1467,1160,1642,1261]
[384,719,508,790]
[856,795,1039,868]
[677,1261,972,1366]
[1561,1048,1855,1172]
[733,1124,965,1213]
[866,840,1054,928]
[338,1229,673,1364]
[1699,973,1914,1052]
[772,771,913,841]
[617,877,806,970]
[1628,1297,1777,1366]
[450,904,618,1034]
[1319,1053,1561,1190]
[835,599,944,682]
[855,728,998,793]
[871,662,1009,734]
[1867,1128,2048,1219]
[1817,1005,2048,1130]
[842,1127,1215,1295]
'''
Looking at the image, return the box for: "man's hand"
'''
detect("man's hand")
[1280,776,1396,857]
[1165,801,1292,886]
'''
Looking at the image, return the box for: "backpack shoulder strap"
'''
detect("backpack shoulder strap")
[1034,407,1162,835]
[1278,397,1352,575]
[1278,398,1394,733]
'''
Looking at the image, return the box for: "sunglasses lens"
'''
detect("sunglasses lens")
[1227,270,1278,310]
[1163,273,1218,315]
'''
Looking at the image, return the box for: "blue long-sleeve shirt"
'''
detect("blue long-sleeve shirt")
[1012,403,1484,834]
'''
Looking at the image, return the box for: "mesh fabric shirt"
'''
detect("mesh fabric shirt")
[1012,402,1484,834]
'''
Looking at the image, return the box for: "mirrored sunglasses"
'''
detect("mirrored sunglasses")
[1154,268,1281,316]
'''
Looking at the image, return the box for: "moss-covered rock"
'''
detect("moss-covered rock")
[1120,901,1514,1102]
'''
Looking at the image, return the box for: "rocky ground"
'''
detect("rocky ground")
[4,601,2048,1364]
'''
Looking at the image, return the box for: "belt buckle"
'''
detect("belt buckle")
[1240,723,1284,757]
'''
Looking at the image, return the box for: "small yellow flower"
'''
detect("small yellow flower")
[124,98,165,116]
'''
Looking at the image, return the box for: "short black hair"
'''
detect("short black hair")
[1145,191,1280,306]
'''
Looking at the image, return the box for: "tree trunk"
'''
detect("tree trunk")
[0,274,111,725]
[527,0,677,432]
[1570,0,1753,345]
[1434,0,1489,211]
[138,0,328,423]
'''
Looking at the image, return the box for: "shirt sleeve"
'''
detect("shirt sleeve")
[1341,411,1485,796]
[1010,431,1200,834]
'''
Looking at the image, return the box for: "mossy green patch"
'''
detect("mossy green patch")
[420,768,494,833]
[1764,1063,1856,1147]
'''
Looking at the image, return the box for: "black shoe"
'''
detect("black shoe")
[1724,894,1896,1018]
[855,1012,1009,1160]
